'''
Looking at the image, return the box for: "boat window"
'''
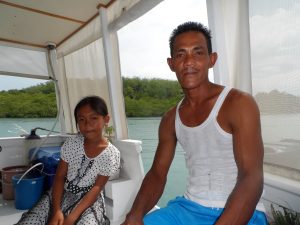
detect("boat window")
[250,0,300,175]
[0,44,61,138]
[0,75,60,138]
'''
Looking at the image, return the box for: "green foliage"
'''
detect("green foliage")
[0,82,57,118]
[255,90,300,114]
[104,125,114,142]
[123,77,183,117]
[123,77,182,100]
[271,205,300,225]
[0,77,183,118]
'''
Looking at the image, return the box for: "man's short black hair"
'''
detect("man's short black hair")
[169,21,212,56]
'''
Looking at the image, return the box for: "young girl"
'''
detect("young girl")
[16,96,120,225]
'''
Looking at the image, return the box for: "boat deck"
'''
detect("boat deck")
[0,194,25,224]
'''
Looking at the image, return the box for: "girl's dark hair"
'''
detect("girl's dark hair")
[169,21,212,56]
[74,96,108,124]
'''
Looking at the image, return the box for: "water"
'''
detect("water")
[0,117,188,207]
[261,114,300,143]
[0,118,60,138]
[260,114,300,171]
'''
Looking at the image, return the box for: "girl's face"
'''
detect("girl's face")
[76,104,109,140]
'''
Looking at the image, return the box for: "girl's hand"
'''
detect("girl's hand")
[63,214,77,225]
[47,210,64,225]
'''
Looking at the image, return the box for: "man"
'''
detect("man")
[122,21,267,225]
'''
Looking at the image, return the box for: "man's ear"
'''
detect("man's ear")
[209,52,218,68]
[167,57,175,72]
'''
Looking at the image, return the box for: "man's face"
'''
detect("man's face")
[167,31,216,90]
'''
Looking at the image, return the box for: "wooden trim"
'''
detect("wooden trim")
[57,13,99,47]
[97,0,116,9]
[0,37,46,49]
[0,0,85,24]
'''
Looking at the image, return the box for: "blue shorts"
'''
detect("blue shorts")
[144,197,267,225]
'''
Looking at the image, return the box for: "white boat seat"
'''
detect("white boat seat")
[104,139,144,224]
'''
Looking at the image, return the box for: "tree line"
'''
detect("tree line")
[0,77,183,118]
[254,90,300,114]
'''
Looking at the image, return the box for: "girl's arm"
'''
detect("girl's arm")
[48,159,68,225]
[64,175,109,224]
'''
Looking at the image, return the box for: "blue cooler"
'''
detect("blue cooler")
[29,146,61,190]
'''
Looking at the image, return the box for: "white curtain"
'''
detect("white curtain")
[62,39,111,133]
[206,0,252,94]
[56,32,128,139]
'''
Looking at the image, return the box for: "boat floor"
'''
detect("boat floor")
[0,194,25,224]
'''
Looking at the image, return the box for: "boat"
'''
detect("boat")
[0,0,299,224]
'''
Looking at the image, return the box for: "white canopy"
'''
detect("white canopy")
[0,0,161,51]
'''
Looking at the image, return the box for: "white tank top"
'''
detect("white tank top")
[175,87,265,211]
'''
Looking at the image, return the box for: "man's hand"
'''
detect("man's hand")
[121,214,144,225]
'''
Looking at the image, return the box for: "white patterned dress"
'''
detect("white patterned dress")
[16,134,120,225]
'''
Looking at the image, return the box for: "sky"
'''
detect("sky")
[249,0,300,96]
[118,0,208,80]
[0,0,299,96]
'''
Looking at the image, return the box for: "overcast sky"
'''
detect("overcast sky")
[0,0,299,96]
[249,0,300,96]
[118,0,208,80]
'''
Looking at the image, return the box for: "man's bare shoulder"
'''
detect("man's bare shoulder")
[160,105,177,127]
[157,105,179,139]
[224,88,260,126]
[226,88,259,111]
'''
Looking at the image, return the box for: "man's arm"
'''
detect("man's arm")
[216,91,264,225]
[122,108,177,225]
